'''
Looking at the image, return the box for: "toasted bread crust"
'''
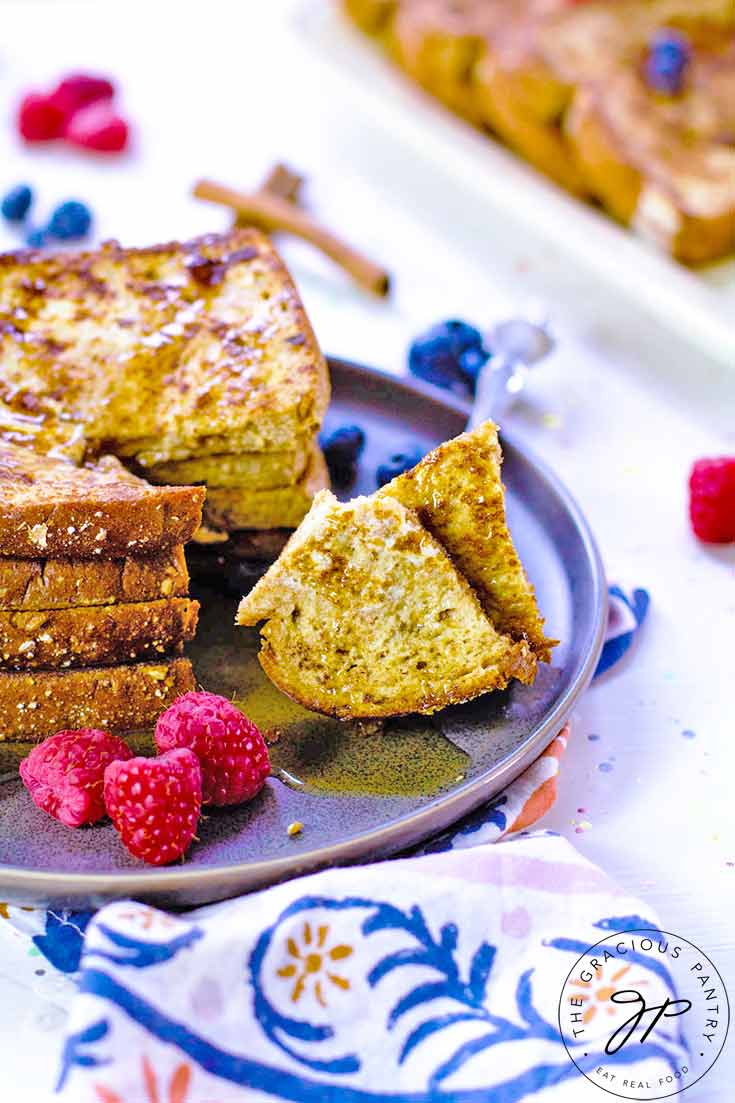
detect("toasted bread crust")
[0,546,189,611]
[0,445,205,558]
[0,597,198,671]
[0,229,329,464]
[378,421,556,662]
[0,657,196,742]
[203,446,330,532]
[256,634,535,719]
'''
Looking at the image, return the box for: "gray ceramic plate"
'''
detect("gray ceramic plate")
[0,358,606,908]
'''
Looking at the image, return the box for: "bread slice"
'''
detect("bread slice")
[377,421,555,662]
[0,597,198,671]
[143,440,310,490]
[0,656,195,742]
[236,490,535,719]
[347,0,735,261]
[565,36,735,263]
[203,445,329,533]
[0,229,329,465]
[0,444,205,558]
[0,546,189,611]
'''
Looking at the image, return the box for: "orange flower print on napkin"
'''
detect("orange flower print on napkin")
[277,921,353,1007]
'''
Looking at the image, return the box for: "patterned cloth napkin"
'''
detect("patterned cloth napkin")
[0,585,653,1101]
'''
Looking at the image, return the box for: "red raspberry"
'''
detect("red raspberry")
[48,73,115,118]
[65,103,129,153]
[689,457,735,543]
[19,729,132,828]
[155,691,270,807]
[18,92,65,141]
[104,748,201,866]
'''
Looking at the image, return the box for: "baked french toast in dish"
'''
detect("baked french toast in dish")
[344,0,735,263]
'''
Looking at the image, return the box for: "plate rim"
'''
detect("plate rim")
[0,359,607,905]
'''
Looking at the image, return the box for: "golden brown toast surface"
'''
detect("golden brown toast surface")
[0,443,205,557]
[0,229,329,465]
[378,421,555,661]
[0,546,189,611]
[0,656,195,742]
[0,597,198,671]
[143,441,310,491]
[566,29,735,259]
[237,490,535,719]
[202,446,330,533]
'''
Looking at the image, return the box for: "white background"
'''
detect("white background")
[0,2,732,1098]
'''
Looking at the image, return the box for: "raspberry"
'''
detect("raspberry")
[18,92,65,141]
[48,73,115,118]
[104,748,202,866]
[689,457,735,543]
[19,729,132,828]
[155,691,270,807]
[65,103,129,153]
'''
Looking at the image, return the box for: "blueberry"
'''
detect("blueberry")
[1,184,33,223]
[25,227,47,248]
[409,319,490,394]
[47,199,92,241]
[644,30,691,95]
[321,424,365,487]
[376,445,424,488]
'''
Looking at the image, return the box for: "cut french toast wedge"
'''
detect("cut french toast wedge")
[377,421,556,662]
[237,490,536,719]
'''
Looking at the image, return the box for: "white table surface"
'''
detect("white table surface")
[0,2,732,1098]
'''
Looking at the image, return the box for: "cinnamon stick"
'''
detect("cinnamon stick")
[193,177,391,297]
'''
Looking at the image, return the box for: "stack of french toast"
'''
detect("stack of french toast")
[0,229,331,740]
[0,229,330,545]
[343,0,735,264]
[0,446,203,740]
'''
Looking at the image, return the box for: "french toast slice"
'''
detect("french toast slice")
[0,443,205,558]
[143,440,311,491]
[343,0,396,35]
[0,546,189,611]
[0,597,198,671]
[387,0,503,123]
[377,421,555,662]
[0,656,196,742]
[346,0,735,261]
[202,446,330,533]
[236,490,535,719]
[566,31,735,263]
[0,229,329,465]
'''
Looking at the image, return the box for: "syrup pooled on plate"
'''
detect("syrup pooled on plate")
[191,585,469,798]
